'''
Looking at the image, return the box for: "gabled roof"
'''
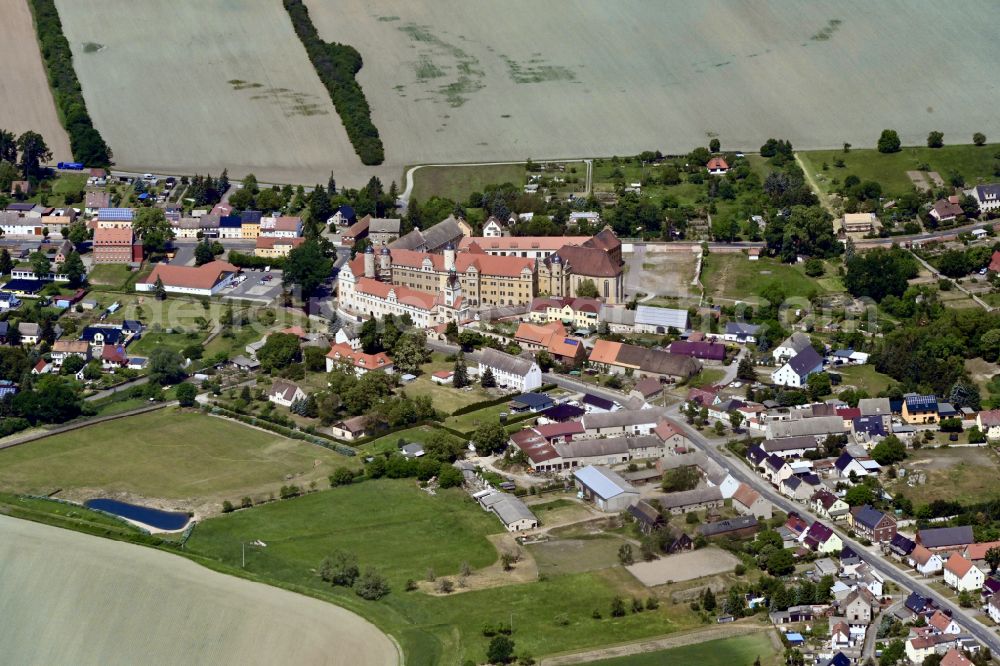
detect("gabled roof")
[270,380,303,402]
[725,321,760,336]
[787,346,823,376]
[964,540,1000,561]
[904,393,938,412]
[929,610,957,633]
[911,544,938,566]
[944,553,975,578]
[778,332,812,354]
[732,483,762,509]
[698,515,758,536]
[853,505,890,531]
[654,418,684,442]
[634,376,663,398]
[479,347,538,378]
[889,533,916,555]
[634,305,688,330]
[761,435,818,453]
[573,465,637,500]
[141,261,237,290]
[919,526,975,549]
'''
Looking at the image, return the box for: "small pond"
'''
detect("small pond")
[84,499,190,531]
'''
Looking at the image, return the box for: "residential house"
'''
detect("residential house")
[766,416,847,440]
[840,212,879,234]
[988,592,1000,624]
[771,346,823,387]
[968,184,1000,213]
[527,296,602,330]
[773,332,813,363]
[839,587,876,627]
[652,418,693,452]
[723,322,760,344]
[50,340,90,366]
[268,380,306,407]
[573,465,640,512]
[732,483,772,519]
[588,340,701,382]
[761,435,819,459]
[963,540,1000,568]
[706,157,729,175]
[850,505,897,543]
[668,340,726,362]
[941,649,974,666]
[254,236,305,258]
[580,409,662,439]
[325,343,393,376]
[905,635,964,665]
[330,415,371,441]
[910,545,945,575]
[977,409,1000,440]
[834,452,881,479]
[812,490,850,521]
[632,376,664,401]
[944,554,984,592]
[801,521,843,554]
[477,348,542,392]
[888,533,916,559]
[931,199,964,223]
[902,394,938,424]
[928,610,962,636]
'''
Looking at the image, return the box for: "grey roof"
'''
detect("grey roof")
[634,305,688,330]
[478,347,538,378]
[598,305,636,327]
[779,332,813,355]
[369,217,401,234]
[918,525,974,549]
[761,435,819,453]
[853,505,889,530]
[490,494,537,526]
[857,398,891,417]
[231,354,260,369]
[788,346,823,376]
[583,408,664,430]
[574,465,638,499]
[766,416,846,439]
[725,322,760,336]
[390,215,465,252]
[656,486,722,509]
[554,434,662,460]
[698,515,758,536]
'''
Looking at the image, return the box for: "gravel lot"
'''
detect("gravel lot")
[627,547,739,586]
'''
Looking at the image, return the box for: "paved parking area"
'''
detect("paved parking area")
[223,269,283,303]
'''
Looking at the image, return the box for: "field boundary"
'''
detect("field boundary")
[0,402,169,451]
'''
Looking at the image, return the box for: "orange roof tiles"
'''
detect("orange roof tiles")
[588,339,623,365]
[142,260,237,290]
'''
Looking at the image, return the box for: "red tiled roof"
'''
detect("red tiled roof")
[589,339,623,365]
[707,157,729,170]
[141,261,237,290]
[325,342,392,370]
[256,236,304,250]
[732,483,761,509]
[944,553,975,577]
[354,277,437,310]
[654,418,683,442]
[457,236,589,252]
[93,227,134,245]
[964,540,1000,561]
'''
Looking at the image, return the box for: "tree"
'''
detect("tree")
[154,276,167,300]
[16,131,51,178]
[194,240,215,266]
[0,129,15,163]
[701,587,717,612]
[736,355,756,381]
[807,372,832,401]
[870,435,906,465]
[319,550,359,587]
[974,132,987,146]
[283,240,332,296]
[487,636,516,664]
[354,567,390,600]
[844,484,875,507]
[392,332,428,374]
[844,247,918,302]
[661,466,699,492]
[175,382,198,407]
[729,411,744,432]
[877,129,901,154]
[879,639,905,666]
[709,138,720,153]
[29,251,51,278]
[576,279,599,298]
[985,547,1000,574]
[453,352,469,388]
[0,248,12,275]
[12,375,83,424]
[472,421,508,456]
[132,208,175,254]
[926,131,944,148]
[766,548,795,576]
[258,333,301,372]
[60,250,86,287]
[618,543,634,565]
[610,596,627,617]
[60,354,86,376]
[480,366,496,388]
[148,349,185,385]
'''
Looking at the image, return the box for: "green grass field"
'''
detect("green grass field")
[359,425,464,455]
[0,492,142,540]
[86,264,137,290]
[410,163,526,201]
[834,364,896,396]
[0,409,355,510]
[186,479,701,663]
[798,143,1000,198]
[585,632,780,666]
[701,254,832,303]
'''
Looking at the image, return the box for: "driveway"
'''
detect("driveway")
[223,269,284,303]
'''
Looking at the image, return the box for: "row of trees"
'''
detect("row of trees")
[877,128,987,153]
[282,0,383,164]
[27,0,112,166]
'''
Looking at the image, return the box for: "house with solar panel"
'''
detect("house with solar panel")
[902,394,939,424]
[96,207,134,229]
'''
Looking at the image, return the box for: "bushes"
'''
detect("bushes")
[282,0,383,165]
[27,0,112,166]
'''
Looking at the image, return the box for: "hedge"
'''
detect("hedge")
[27,0,112,166]
[450,384,559,416]
[282,0,384,165]
[228,251,285,270]
[206,403,355,456]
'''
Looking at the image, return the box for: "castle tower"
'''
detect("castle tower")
[379,245,391,280]
[444,242,456,273]
[443,268,462,308]
[363,245,375,279]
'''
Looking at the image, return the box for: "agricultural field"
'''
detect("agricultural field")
[410,163,526,201]
[0,0,72,161]
[582,631,781,666]
[53,0,366,186]
[0,515,397,666]
[186,478,703,663]
[799,143,1000,199]
[0,408,355,515]
[305,0,1000,184]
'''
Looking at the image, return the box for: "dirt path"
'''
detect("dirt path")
[540,622,777,665]
[0,515,400,665]
[795,154,836,215]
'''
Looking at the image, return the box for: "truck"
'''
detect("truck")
[57,162,84,170]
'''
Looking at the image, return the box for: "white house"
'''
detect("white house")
[977,409,1000,440]
[772,332,813,363]
[269,380,306,407]
[136,261,238,297]
[482,217,507,237]
[968,184,1000,213]
[988,592,1000,624]
[771,347,823,388]
[943,553,984,592]
[477,348,542,392]
[909,545,945,576]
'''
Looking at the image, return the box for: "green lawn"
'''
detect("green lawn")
[585,632,780,666]
[834,364,896,396]
[410,163,526,202]
[798,143,1000,198]
[687,368,727,389]
[701,254,832,303]
[186,479,701,663]
[0,492,143,540]
[0,408,355,508]
[402,375,493,413]
[87,264,137,290]
[24,173,88,207]
[359,425,464,455]
[444,401,537,434]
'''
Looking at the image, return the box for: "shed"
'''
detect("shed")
[573,465,639,512]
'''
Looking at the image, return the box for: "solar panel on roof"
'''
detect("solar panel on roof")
[564,338,578,345]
